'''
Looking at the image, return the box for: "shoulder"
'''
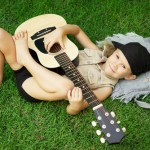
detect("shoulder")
[93,86,113,101]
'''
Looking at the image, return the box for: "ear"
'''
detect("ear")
[124,74,136,80]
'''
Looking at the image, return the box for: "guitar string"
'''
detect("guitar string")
[54,44,98,105]
[63,55,120,133]
[54,44,120,131]
[57,52,120,135]
[55,44,112,112]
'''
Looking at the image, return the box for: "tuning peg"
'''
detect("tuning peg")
[100,137,106,144]
[96,130,102,136]
[110,111,115,117]
[91,121,97,127]
[117,120,121,124]
[122,127,126,132]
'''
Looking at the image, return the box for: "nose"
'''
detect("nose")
[114,60,122,69]
[112,62,118,69]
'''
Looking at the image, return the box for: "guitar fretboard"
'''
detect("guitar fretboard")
[55,52,101,108]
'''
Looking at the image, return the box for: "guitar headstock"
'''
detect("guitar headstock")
[92,104,126,144]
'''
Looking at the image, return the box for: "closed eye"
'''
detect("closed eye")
[122,65,126,69]
[116,54,119,59]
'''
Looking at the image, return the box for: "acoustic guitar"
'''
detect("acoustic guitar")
[15,14,125,144]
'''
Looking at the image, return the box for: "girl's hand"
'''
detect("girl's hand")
[67,87,83,110]
[43,28,65,52]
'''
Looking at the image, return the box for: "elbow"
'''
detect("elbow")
[57,79,74,98]
[73,24,81,33]
[69,24,81,35]
[69,24,80,29]
[63,80,74,92]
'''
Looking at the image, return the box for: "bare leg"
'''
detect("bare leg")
[13,31,74,100]
[0,28,22,70]
[0,28,22,85]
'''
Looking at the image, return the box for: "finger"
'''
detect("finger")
[44,43,48,51]
[43,37,49,44]
[78,88,83,99]
[13,32,18,39]
[16,32,21,39]
[13,34,18,40]
[47,43,53,52]
[24,31,28,38]
[12,36,15,40]
[71,88,76,98]
[20,31,24,38]
[43,38,49,50]
[67,90,71,100]
[76,87,81,100]
[73,87,79,99]
[59,40,65,50]
[44,42,50,51]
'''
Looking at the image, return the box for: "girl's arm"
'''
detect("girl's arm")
[44,24,99,51]
[66,86,112,115]
[0,51,4,85]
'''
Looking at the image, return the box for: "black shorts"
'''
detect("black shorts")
[13,49,65,102]
[14,66,41,102]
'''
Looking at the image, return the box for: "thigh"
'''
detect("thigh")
[22,77,67,101]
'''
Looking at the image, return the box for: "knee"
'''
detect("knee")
[0,28,6,37]
[0,28,7,41]
[59,79,74,96]
[62,79,74,91]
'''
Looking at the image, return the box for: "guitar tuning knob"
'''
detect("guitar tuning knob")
[91,121,97,127]
[122,127,126,132]
[110,111,116,117]
[96,130,102,136]
[117,120,121,124]
[100,137,106,144]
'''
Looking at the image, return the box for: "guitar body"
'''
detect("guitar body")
[15,14,79,69]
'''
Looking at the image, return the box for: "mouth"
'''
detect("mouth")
[109,63,115,73]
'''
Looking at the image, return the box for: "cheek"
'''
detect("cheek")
[118,68,125,74]
[118,68,128,76]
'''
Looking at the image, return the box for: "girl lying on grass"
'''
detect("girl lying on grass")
[0,25,150,115]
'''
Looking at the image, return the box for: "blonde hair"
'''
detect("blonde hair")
[96,39,116,57]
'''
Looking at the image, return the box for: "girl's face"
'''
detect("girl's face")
[102,49,135,80]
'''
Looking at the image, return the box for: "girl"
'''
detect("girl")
[0,25,148,115]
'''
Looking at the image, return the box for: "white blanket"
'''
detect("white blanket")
[105,33,150,108]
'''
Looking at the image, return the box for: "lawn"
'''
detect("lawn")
[0,0,150,150]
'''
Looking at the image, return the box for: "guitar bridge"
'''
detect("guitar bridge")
[31,26,56,40]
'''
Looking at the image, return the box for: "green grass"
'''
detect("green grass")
[0,0,150,149]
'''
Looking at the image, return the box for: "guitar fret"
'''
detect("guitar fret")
[84,94,95,100]
[68,76,85,85]
[83,90,96,100]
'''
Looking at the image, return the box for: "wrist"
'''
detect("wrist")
[66,104,80,115]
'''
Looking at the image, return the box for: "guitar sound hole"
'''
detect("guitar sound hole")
[50,43,61,53]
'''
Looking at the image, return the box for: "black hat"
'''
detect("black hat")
[112,41,150,75]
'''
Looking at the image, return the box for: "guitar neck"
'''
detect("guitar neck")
[55,52,101,108]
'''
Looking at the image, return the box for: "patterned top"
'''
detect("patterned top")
[65,48,118,89]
